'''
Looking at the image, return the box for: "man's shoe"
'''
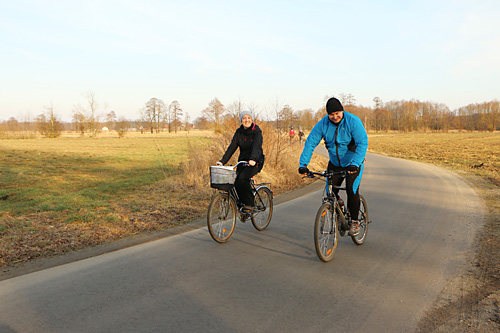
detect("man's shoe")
[349,220,360,236]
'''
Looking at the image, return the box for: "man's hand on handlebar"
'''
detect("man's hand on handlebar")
[248,160,256,167]
[298,166,309,174]
[347,165,359,174]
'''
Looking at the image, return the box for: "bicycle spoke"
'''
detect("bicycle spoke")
[251,187,273,231]
[207,193,236,243]
[351,195,369,245]
[314,203,338,262]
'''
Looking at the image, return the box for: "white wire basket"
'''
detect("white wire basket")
[210,166,237,190]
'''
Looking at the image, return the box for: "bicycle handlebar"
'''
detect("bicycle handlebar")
[303,169,347,180]
[235,161,249,167]
[216,161,249,169]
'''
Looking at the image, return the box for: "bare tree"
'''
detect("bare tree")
[184,112,191,133]
[193,116,211,130]
[36,102,63,138]
[373,97,383,132]
[269,97,288,166]
[164,101,172,133]
[226,99,243,123]
[115,117,130,138]
[106,111,117,131]
[84,91,99,136]
[278,104,296,131]
[296,108,315,130]
[142,98,157,133]
[72,110,86,135]
[142,97,166,133]
[202,98,226,133]
[169,100,183,133]
[6,117,20,131]
[338,93,356,108]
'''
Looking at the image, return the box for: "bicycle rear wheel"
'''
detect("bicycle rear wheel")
[314,202,338,262]
[351,194,369,245]
[207,192,237,243]
[251,187,273,231]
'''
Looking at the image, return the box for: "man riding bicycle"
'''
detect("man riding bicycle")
[298,97,368,236]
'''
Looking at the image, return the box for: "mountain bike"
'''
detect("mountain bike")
[304,169,369,262]
[207,161,273,243]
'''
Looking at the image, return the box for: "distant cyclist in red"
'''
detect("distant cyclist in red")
[289,128,296,143]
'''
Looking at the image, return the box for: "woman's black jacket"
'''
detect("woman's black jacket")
[220,123,265,165]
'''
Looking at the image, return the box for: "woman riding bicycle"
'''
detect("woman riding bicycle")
[219,110,265,212]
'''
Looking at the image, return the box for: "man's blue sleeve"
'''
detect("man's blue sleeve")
[350,118,368,167]
[299,120,324,167]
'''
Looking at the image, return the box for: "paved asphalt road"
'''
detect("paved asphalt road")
[0,153,484,332]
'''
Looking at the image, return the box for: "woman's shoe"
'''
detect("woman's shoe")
[242,205,254,212]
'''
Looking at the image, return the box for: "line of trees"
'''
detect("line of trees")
[362,98,499,132]
[194,96,500,133]
[0,93,193,138]
[1,94,499,138]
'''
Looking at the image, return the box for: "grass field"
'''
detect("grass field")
[1,131,212,217]
[368,132,500,186]
[0,131,214,265]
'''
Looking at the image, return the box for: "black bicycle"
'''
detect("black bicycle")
[207,161,273,243]
[304,169,369,262]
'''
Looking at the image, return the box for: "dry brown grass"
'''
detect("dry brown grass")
[368,132,500,186]
[0,130,215,266]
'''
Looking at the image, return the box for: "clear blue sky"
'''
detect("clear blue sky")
[1,0,499,122]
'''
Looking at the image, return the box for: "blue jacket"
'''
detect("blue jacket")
[299,111,368,168]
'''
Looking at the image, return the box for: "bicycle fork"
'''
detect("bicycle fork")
[220,196,231,220]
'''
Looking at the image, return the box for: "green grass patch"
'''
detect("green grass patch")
[0,133,212,217]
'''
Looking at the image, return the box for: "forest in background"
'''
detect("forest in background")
[0,94,498,139]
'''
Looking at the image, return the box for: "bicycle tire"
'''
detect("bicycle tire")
[251,187,273,231]
[351,194,369,245]
[207,192,237,243]
[314,202,338,262]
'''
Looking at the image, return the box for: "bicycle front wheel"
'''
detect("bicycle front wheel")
[314,202,338,262]
[251,187,273,231]
[351,194,369,245]
[207,192,237,243]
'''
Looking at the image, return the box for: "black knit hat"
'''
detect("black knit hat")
[326,97,344,114]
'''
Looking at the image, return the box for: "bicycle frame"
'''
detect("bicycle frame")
[216,179,271,217]
[309,170,352,235]
[304,168,370,261]
[207,161,274,242]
